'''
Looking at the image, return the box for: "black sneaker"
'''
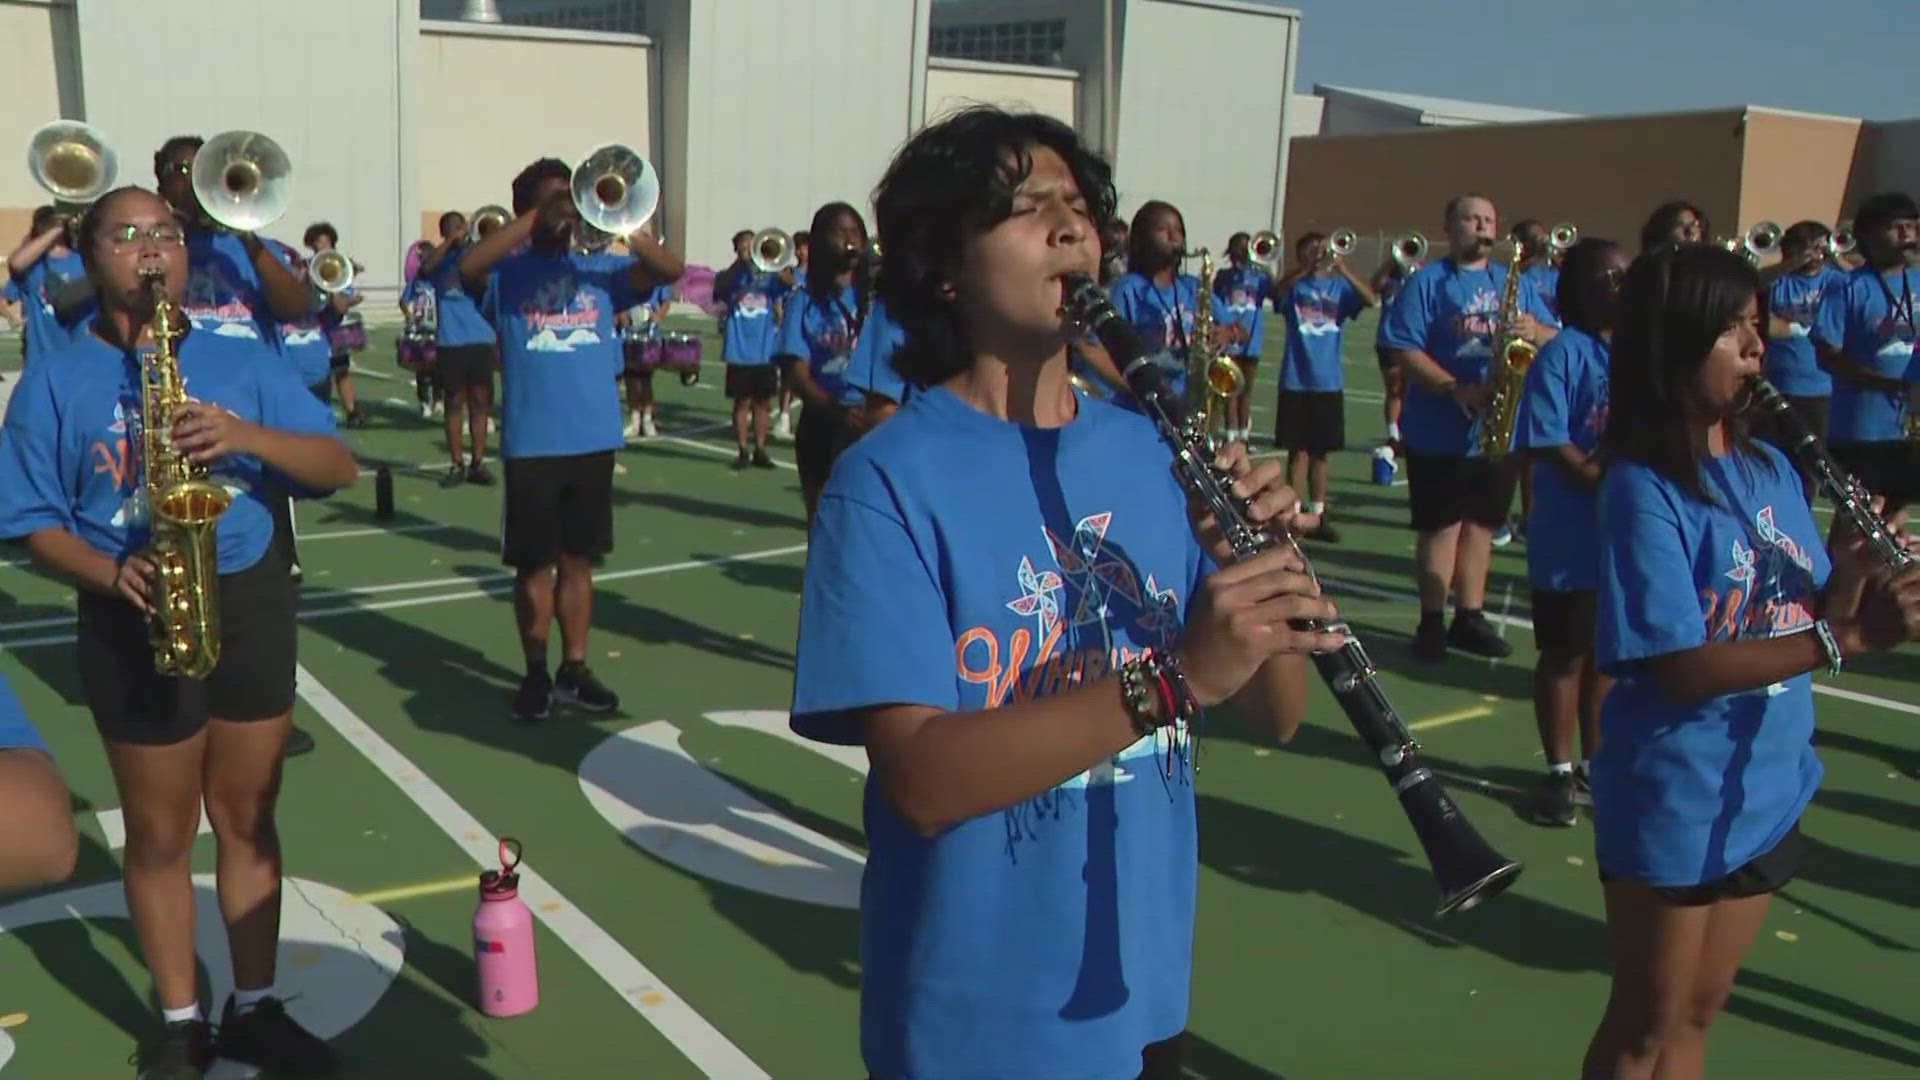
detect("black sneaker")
[732,449,751,471]
[1447,611,1513,658]
[555,662,619,713]
[513,669,553,722]
[1521,772,1578,827]
[1306,519,1342,543]
[282,724,316,758]
[214,996,338,1078]
[465,461,495,486]
[751,448,776,469]
[1412,617,1448,662]
[132,1019,214,1079]
[439,464,465,488]
[1573,765,1594,807]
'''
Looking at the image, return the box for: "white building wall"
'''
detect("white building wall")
[925,58,1077,128]
[69,0,414,296]
[928,0,1114,154]
[415,22,653,241]
[0,0,79,250]
[1112,0,1298,250]
[650,0,931,271]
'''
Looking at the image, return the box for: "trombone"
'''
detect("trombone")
[1390,231,1428,271]
[468,205,510,244]
[749,227,796,274]
[191,130,290,233]
[308,249,354,294]
[27,119,117,206]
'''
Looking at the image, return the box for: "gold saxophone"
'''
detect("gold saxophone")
[137,269,231,679]
[1185,248,1243,440]
[1476,240,1538,458]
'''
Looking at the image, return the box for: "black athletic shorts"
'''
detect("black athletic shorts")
[1375,345,1399,375]
[328,352,351,372]
[1600,823,1803,905]
[795,401,849,486]
[1531,587,1597,661]
[1275,389,1345,454]
[437,343,497,390]
[1405,451,1517,532]
[725,363,779,402]
[501,450,615,570]
[76,547,298,745]
[1829,438,1917,505]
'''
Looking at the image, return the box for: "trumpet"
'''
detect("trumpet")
[1829,222,1857,259]
[1548,222,1579,252]
[750,227,796,274]
[1325,227,1357,262]
[1725,221,1782,263]
[469,204,511,244]
[572,143,658,237]
[27,119,117,206]
[1390,231,1428,270]
[1249,229,1282,266]
[308,249,354,294]
[191,130,290,233]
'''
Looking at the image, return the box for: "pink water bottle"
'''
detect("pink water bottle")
[473,838,539,1017]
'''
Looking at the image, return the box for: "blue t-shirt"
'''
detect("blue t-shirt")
[1106,271,1233,401]
[0,326,342,575]
[1373,265,1412,349]
[0,673,47,755]
[776,283,864,407]
[1378,256,1555,456]
[1523,262,1561,327]
[1516,327,1609,591]
[791,385,1208,1080]
[1280,272,1363,391]
[182,230,273,345]
[1211,264,1268,360]
[264,241,332,387]
[482,249,642,459]
[1812,265,1917,442]
[845,298,909,405]
[430,242,495,348]
[719,269,787,365]
[1765,266,1848,397]
[17,250,88,369]
[1592,446,1828,887]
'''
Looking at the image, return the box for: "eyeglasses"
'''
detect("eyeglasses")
[101,223,186,246]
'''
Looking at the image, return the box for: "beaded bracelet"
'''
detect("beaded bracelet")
[1117,656,1163,740]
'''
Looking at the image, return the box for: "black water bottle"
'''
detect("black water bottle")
[374,464,394,520]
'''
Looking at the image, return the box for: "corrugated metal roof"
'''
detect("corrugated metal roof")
[1315,84,1578,125]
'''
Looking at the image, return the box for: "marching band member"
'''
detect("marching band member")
[1273,230,1375,541]
[1513,219,1561,325]
[1380,193,1555,661]
[791,104,1331,1080]
[619,281,671,439]
[1812,192,1920,518]
[153,136,312,339]
[1512,237,1625,826]
[1106,200,1241,404]
[5,205,86,370]
[1582,241,1920,1080]
[418,210,499,487]
[398,239,443,419]
[1638,199,1710,252]
[457,158,683,722]
[774,202,872,526]
[844,295,908,430]
[304,223,366,428]
[773,228,810,441]
[1755,221,1847,503]
[0,671,77,896]
[1214,231,1272,441]
[717,233,786,468]
[0,186,356,1078]
[1370,241,1422,450]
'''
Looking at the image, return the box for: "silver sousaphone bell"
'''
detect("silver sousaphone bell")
[749,227,796,274]
[27,119,118,205]
[572,143,658,238]
[192,130,291,232]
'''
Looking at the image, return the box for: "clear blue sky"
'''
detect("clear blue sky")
[1269,0,1916,121]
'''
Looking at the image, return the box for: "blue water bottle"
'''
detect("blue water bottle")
[1371,445,1398,486]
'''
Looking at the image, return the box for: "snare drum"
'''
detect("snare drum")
[327,320,369,354]
[663,332,703,386]
[397,336,437,373]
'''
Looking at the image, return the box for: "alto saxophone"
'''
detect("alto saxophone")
[1184,248,1243,438]
[137,268,231,679]
[1476,240,1537,458]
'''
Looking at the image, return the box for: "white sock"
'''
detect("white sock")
[1387,421,1401,441]
[1548,761,1574,776]
[1306,500,1326,515]
[233,986,275,1014]
[1578,759,1590,776]
[161,1003,202,1025]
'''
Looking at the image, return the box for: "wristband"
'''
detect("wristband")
[1811,619,1843,679]
[1116,657,1164,739]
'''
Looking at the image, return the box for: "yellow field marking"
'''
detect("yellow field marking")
[350,875,476,905]
[1409,704,1495,731]
[0,1013,26,1029]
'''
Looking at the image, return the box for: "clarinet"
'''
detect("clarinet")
[1060,275,1524,917]
[1746,375,1915,573]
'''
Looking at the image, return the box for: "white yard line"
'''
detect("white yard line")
[658,435,799,471]
[295,667,769,1078]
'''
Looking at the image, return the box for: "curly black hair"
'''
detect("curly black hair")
[872,106,1116,388]
[510,157,570,216]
